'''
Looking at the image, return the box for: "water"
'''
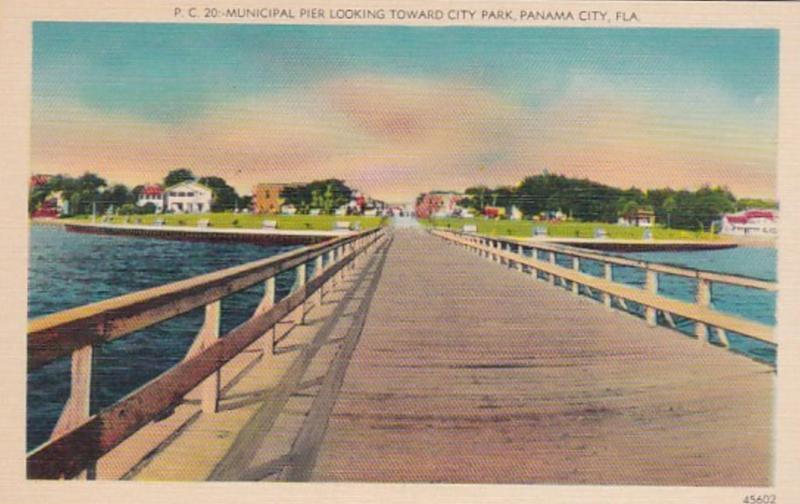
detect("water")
[27,225,304,451]
[535,246,777,366]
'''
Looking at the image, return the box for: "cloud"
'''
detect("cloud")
[31,72,777,202]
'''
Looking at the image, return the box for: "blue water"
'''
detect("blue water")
[27,225,306,451]
[520,245,777,366]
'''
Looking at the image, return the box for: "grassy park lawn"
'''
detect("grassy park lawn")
[421,217,720,241]
[65,213,386,231]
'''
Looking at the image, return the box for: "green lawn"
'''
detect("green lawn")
[420,217,721,241]
[65,213,386,231]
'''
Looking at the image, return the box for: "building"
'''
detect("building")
[618,209,655,227]
[483,206,506,219]
[253,183,300,214]
[164,180,213,213]
[30,174,51,189]
[415,192,464,219]
[721,209,778,237]
[136,184,165,212]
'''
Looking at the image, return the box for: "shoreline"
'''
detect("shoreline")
[530,237,739,252]
[36,220,354,246]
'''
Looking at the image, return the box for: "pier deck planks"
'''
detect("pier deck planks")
[307,228,773,485]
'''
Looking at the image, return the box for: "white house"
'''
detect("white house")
[721,209,778,237]
[136,184,165,212]
[164,181,213,214]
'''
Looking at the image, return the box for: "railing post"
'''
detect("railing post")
[714,327,731,347]
[603,263,613,309]
[695,278,711,342]
[571,257,580,295]
[296,263,307,325]
[645,269,658,327]
[325,249,335,292]
[529,248,538,278]
[314,254,324,305]
[199,300,221,413]
[256,276,277,355]
[52,344,93,440]
[550,252,558,286]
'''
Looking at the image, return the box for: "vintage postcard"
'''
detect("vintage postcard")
[1,0,800,502]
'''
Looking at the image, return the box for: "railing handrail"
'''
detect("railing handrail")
[431,229,775,346]
[28,227,382,371]
[443,229,776,292]
[27,227,388,479]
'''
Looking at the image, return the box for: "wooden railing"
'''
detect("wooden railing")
[431,229,776,351]
[27,227,387,479]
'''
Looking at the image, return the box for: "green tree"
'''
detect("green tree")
[663,196,676,228]
[164,168,195,188]
[198,176,239,212]
[620,200,640,221]
[281,179,353,214]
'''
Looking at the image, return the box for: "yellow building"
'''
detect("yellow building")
[252,183,299,214]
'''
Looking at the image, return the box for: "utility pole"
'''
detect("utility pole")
[92,201,96,223]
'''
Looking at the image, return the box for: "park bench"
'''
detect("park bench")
[197,219,210,228]
[309,209,321,216]
[593,228,608,239]
[153,218,165,227]
[334,221,352,231]
[533,226,547,237]
[463,224,478,234]
[262,220,278,229]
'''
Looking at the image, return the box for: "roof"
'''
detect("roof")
[725,209,777,224]
[141,184,163,196]
[164,180,213,193]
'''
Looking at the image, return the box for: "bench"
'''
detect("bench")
[533,226,548,237]
[593,228,608,239]
[153,218,165,227]
[309,209,321,216]
[334,221,352,231]
[262,220,278,229]
[463,224,478,234]
[197,219,210,228]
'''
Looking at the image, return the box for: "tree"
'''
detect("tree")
[620,200,640,222]
[164,168,195,188]
[663,196,676,228]
[198,176,239,212]
[281,179,353,214]
[464,185,490,211]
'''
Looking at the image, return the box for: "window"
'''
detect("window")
[187,192,194,197]
[178,192,186,197]
[170,191,177,196]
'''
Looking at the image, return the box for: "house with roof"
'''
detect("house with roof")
[164,180,213,213]
[136,184,165,212]
[617,208,655,227]
[721,209,778,237]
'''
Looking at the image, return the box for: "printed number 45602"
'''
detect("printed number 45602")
[743,495,776,504]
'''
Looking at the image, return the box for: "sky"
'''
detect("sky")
[31,23,779,202]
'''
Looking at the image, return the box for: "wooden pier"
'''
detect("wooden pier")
[27,227,775,485]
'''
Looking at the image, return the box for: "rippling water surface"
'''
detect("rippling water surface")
[27,225,302,451]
